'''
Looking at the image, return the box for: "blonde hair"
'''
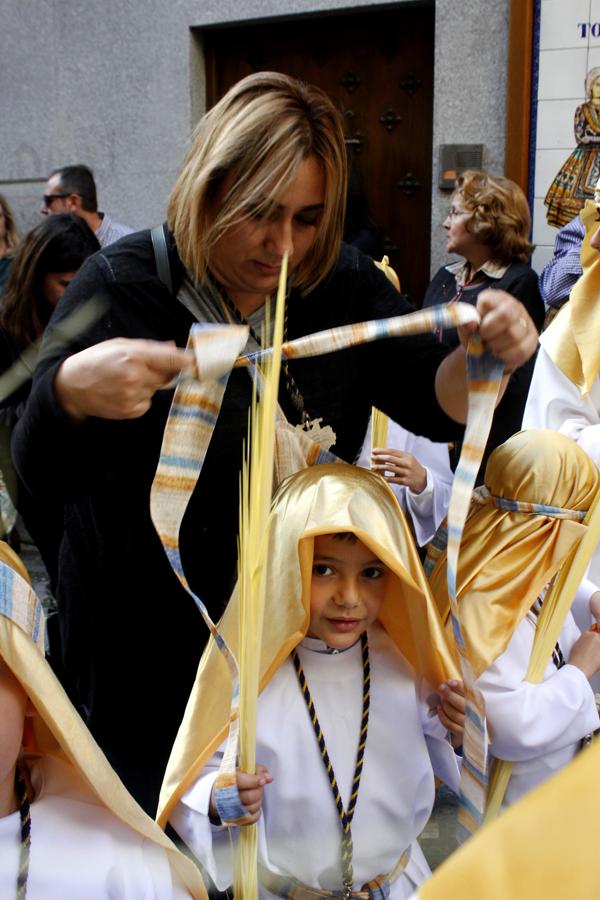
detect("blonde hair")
[455,170,534,264]
[167,71,347,294]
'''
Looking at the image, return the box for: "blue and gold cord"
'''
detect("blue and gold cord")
[15,765,31,899]
[291,631,370,895]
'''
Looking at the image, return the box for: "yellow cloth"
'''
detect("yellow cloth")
[418,739,600,900]
[541,200,600,394]
[0,544,206,900]
[428,429,599,678]
[158,463,459,826]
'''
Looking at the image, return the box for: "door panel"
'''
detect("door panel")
[203,4,434,304]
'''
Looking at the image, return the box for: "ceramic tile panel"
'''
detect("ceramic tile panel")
[588,0,600,43]
[540,0,591,51]
[534,147,575,198]
[536,98,581,148]
[531,244,556,276]
[586,44,600,68]
[533,197,563,245]
[538,47,588,100]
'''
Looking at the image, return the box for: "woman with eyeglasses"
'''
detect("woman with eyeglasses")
[0,194,21,298]
[0,214,99,583]
[422,170,545,482]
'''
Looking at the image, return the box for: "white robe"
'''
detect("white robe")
[478,609,600,807]
[356,420,453,546]
[171,623,460,898]
[523,343,600,656]
[0,759,189,899]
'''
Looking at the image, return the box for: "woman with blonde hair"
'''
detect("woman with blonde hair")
[423,170,544,481]
[12,72,538,813]
[0,193,20,296]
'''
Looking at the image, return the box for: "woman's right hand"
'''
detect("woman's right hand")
[54,337,192,422]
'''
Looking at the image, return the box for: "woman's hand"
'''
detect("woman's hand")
[456,289,539,369]
[371,448,428,494]
[54,338,193,422]
[209,765,273,826]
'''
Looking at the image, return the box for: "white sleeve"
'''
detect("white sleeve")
[477,623,600,763]
[523,347,600,467]
[570,577,599,632]
[418,686,461,793]
[169,753,235,892]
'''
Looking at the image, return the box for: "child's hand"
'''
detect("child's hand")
[437,680,466,747]
[371,448,428,494]
[209,765,273,825]
[589,590,600,624]
[568,629,600,680]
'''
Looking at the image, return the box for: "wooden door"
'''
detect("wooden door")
[203,4,434,304]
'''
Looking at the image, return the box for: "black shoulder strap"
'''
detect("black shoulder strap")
[151,223,173,295]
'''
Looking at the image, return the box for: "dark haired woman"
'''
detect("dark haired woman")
[0,193,21,297]
[0,213,99,586]
[423,170,545,481]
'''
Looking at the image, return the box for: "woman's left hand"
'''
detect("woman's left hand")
[457,289,539,369]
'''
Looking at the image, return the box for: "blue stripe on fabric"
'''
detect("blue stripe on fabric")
[465,705,484,730]
[214,784,248,823]
[159,454,203,472]
[491,496,586,520]
[462,755,487,782]
[0,564,14,618]
[170,404,218,425]
[459,788,484,825]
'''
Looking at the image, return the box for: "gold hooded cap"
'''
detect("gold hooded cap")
[541,199,600,394]
[158,463,459,826]
[429,429,599,678]
[0,543,206,899]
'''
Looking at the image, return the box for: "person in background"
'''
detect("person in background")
[0,194,20,298]
[357,418,453,548]
[40,164,133,247]
[0,214,99,590]
[422,170,545,482]
[539,214,584,314]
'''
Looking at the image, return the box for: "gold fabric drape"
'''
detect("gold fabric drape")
[0,544,206,899]
[541,199,600,394]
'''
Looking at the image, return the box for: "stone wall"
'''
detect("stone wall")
[0,0,509,274]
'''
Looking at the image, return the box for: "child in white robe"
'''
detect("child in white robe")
[429,430,600,809]
[159,464,463,899]
[0,542,205,900]
[357,417,453,547]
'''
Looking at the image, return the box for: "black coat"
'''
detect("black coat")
[13,230,462,812]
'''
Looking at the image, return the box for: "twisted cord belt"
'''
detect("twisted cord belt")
[150,300,502,834]
[291,632,370,896]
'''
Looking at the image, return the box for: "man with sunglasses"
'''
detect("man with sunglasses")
[41,164,132,248]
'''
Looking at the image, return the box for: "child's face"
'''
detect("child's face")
[0,658,28,817]
[308,534,389,650]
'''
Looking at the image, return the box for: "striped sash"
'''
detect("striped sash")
[150,300,503,834]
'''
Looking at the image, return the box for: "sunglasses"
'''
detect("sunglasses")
[43,193,71,208]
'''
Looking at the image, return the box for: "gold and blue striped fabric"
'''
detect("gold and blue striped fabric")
[150,300,503,833]
[0,558,44,651]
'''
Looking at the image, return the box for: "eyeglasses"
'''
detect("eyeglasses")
[43,193,71,208]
